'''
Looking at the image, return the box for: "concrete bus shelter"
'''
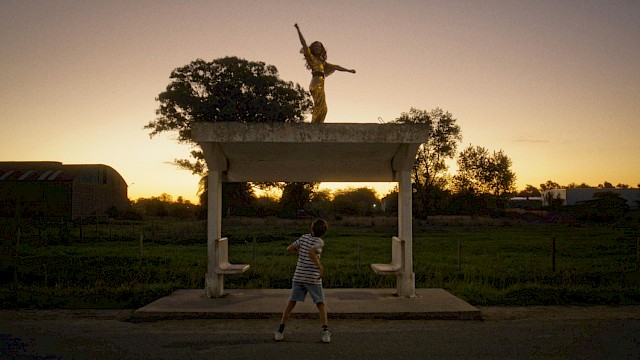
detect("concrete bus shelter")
[192,122,429,298]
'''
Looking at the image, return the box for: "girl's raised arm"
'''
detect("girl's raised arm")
[295,23,308,50]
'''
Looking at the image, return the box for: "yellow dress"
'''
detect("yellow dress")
[302,48,336,123]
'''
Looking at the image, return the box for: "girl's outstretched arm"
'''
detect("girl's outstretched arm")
[325,63,356,75]
[334,64,356,73]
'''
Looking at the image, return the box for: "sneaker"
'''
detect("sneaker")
[274,331,284,341]
[322,329,331,343]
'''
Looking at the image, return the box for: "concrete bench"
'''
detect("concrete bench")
[371,236,405,275]
[215,237,250,275]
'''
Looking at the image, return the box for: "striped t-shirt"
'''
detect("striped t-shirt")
[291,234,324,284]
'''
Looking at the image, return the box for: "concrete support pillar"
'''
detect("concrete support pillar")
[397,169,416,297]
[205,170,223,298]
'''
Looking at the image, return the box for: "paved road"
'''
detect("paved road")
[1,307,639,359]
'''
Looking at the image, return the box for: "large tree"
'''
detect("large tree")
[392,107,461,217]
[452,145,516,215]
[453,145,516,197]
[145,57,312,212]
[332,187,380,216]
[278,182,319,218]
[539,180,561,191]
[517,184,541,197]
[254,182,321,218]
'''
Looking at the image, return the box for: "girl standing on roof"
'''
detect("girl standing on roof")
[295,24,356,123]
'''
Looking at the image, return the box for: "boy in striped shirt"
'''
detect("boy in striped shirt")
[275,218,330,343]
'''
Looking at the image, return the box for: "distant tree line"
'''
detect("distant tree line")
[539,180,636,191]
[129,194,199,219]
[127,177,637,222]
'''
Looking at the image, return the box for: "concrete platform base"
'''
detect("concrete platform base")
[132,288,481,322]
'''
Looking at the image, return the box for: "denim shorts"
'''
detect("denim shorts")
[289,281,325,304]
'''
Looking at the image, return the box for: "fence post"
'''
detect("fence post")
[252,236,257,261]
[139,233,144,260]
[16,224,20,248]
[43,262,48,288]
[636,237,639,272]
[79,217,84,241]
[457,239,462,271]
[58,217,64,243]
[357,237,361,268]
[14,225,20,286]
[38,217,43,244]
[551,236,556,272]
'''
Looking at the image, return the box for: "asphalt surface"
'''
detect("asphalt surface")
[2,306,639,359]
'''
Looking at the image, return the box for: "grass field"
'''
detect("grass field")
[1,215,639,308]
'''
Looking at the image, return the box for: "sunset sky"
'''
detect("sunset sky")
[2,1,639,203]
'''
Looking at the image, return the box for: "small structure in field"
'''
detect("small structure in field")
[0,161,129,219]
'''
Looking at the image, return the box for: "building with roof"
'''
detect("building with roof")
[542,188,640,209]
[0,162,128,219]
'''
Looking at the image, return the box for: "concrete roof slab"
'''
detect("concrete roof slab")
[192,122,429,182]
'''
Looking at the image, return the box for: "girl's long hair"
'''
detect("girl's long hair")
[301,41,327,70]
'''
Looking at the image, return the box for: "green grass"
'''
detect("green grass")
[1,216,639,308]
[417,224,640,305]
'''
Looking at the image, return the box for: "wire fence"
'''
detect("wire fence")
[0,216,208,245]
